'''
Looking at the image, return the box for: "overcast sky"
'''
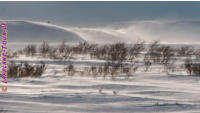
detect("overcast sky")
[1,2,200,26]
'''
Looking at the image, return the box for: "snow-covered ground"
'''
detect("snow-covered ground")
[1,57,200,113]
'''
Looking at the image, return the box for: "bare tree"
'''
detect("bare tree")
[103,62,110,79]
[110,62,122,80]
[148,40,162,64]
[129,40,145,60]
[108,43,127,63]
[59,40,67,54]
[160,45,176,74]
[24,44,37,56]
[183,57,200,76]
[39,41,51,57]
[144,53,152,72]
[57,40,72,59]
[177,45,194,57]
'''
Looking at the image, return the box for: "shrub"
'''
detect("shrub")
[64,64,75,76]
[48,47,59,59]
[177,45,194,57]
[39,41,51,57]
[90,66,98,78]
[101,62,121,80]
[24,44,37,56]
[71,41,96,54]
[7,51,18,58]
[129,40,145,60]
[57,40,72,59]
[160,45,176,73]
[184,58,200,75]
[32,62,46,77]
[121,63,138,79]
[108,43,127,63]
[144,53,152,72]
[191,63,200,75]
[148,40,162,64]
[7,61,46,78]
[103,62,110,79]
[90,45,109,60]
[110,62,122,80]
[7,61,20,78]
[98,66,103,75]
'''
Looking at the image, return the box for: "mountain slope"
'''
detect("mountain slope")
[0,21,84,43]
[2,20,200,45]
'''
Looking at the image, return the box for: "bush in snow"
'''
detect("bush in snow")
[119,62,138,79]
[39,41,51,57]
[58,40,72,59]
[89,44,110,60]
[184,58,200,76]
[102,62,110,79]
[128,40,145,60]
[177,45,194,57]
[64,64,75,76]
[90,66,98,78]
[147,40,162,64]
[7,51,18,58]
[24,44,37,56]
[143,53,152,72]
[159,45,176,74]
[110,62,123,80]
[108,43,127,63]
[7,61,46,78]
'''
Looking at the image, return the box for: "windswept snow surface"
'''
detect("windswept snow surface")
[1,58,200,113]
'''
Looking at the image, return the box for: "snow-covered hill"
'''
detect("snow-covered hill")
[2,20,200,47]
[0,21,84,43]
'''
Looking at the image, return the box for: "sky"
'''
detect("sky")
[1,2,200,26]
